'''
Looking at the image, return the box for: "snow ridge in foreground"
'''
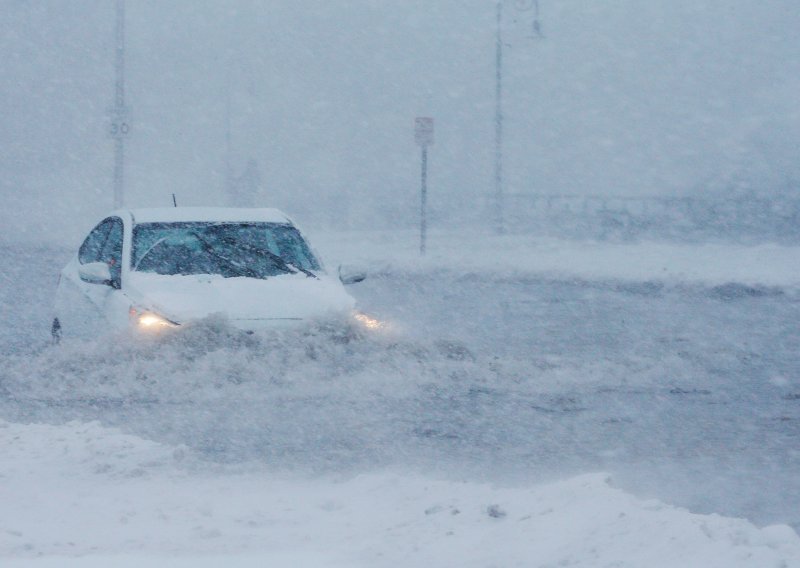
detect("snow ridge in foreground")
[1,420,798,567]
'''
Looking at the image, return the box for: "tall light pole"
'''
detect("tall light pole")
[493,0,542,235]
[224,82,234,204]
[110,0,130,209]
[494,2,504,234]
[415,117,434,255]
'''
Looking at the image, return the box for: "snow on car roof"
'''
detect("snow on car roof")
[128,207,292,225]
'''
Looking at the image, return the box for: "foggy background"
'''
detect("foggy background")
[3,2,800,549]
[1,0,799,244]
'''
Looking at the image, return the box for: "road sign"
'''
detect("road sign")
[109,120,130,139]
[415,117,434,147]
[107,106,131,139]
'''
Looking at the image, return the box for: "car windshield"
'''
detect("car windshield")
[132,222,321,278]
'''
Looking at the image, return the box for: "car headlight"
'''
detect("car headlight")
[353,311,385,331]
[129,306,178,330]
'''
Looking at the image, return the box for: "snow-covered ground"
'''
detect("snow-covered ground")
[1,232,800,566]
[308,229,800,289]
[1,420,799,567]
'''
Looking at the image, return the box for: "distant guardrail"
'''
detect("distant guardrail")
[492,194,800,243]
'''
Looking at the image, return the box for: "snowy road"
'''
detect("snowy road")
[1,241,799,537]
[356,270,800,528]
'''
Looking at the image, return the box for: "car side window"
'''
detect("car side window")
[99,217,124,288]
[99,218,123,266]
[78,220,113,265]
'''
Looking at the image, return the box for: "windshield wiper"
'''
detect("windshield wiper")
[189,231,258,278]
[220,238,318,279]
[284,261,318,279]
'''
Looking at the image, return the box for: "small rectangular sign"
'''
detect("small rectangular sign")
[415,117,434,146]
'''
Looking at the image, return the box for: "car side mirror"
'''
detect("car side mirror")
[338,264,367,285]
[78,262,113,286]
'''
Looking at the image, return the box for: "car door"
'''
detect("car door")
[93,216,130,330]
[85,216,125,320]
[56,217,122,337]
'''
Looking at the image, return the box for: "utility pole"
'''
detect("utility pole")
[224,84,234,205]
[494,2,504,235]
[415,117,435,255]
[110,0,130,209]
[420,145,428,254]
[492,0,542,235]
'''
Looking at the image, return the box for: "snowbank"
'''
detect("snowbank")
[310,230,800,288]
[1,420,798,567]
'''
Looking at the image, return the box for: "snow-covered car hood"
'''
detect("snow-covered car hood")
[126,271,356,327]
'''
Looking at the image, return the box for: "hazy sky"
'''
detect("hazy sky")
[1,1,799,243]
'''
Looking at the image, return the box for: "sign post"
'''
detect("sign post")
[109,0,129,209]
[415,117,434,255]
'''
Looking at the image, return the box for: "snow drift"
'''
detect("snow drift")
[1,420,798,567]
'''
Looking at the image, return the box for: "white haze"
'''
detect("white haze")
[1,0,799,243]
[2,3,800,564]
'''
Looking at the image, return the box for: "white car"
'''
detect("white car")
[52,207,369,340]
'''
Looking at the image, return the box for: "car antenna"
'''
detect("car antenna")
[172,193,178,207]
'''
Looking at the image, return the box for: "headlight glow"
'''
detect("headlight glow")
[353,312,385,331]
[129,307,178,330]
